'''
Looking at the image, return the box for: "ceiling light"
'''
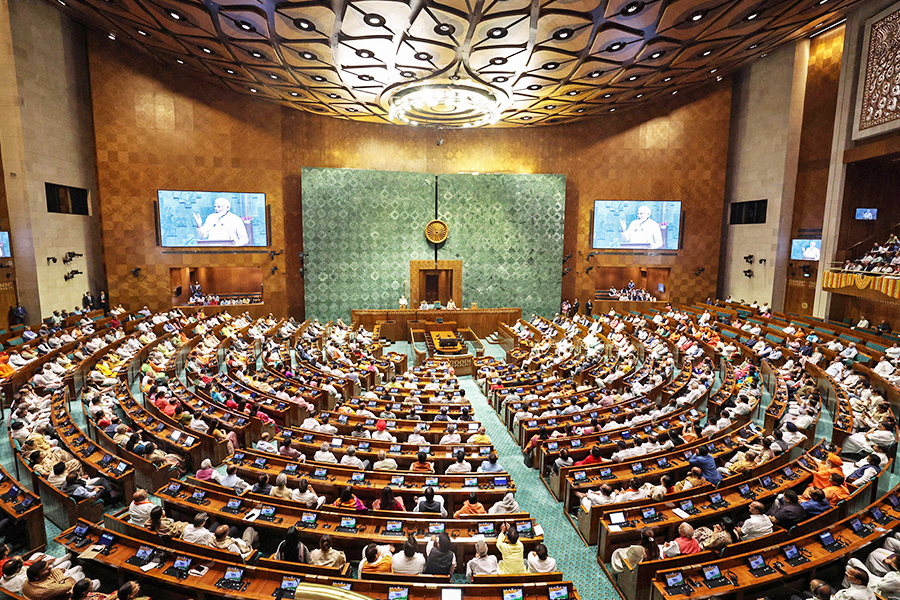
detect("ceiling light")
[610,108,616,112]
[663,76,672,81]
[521,116,532,120]
[710,68,717,73]
[57,0,66,5]
[388,79,504,128]
[817,0,828,4]
[250,88,257,93]
[627,75,638,81]
[290,92,299,96]
[487,28,507,39]
[176,59,184,64]
[294,18,315,31]
[137,30,148,36]
[270,74,278,79]
[365,13,386,27]
[590,70,602,78]
[492,76,508,83]
[400,71,415,78]
[301,52,316,60]
[527,84,542,90]
[745,12,759,21]
[702,50,712,56]
[760,53,768,57]
[251,51,263,58]
[576,108,585,113]
[327,93,339,98]
[553,28,574,40]
[603,93,612,98]
[434,23,455,35]
[636,93,643,98]
[239,21,253,31]
[622,2,644,15]
[690,10,706,22]
[226,69,234,74]
[490,57,507,65]
[414,52,432,61]
[810,18,847,38]
[108,33,116,40]
[567,90,578,96]
[356,49,374,59]
[717,76,723,81]
[749,44,758,50]
[545,105,556,109]
[608,42,625,52]
[168,10,181,20]
[543,62,559,70]
[650,51,663,59]
[358,74,373,81]
[202,47,212,53]
[672,90,678,94]
[347,108,358,112]
[815,22,824,28]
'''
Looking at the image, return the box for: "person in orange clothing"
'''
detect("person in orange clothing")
[359,543,394,576]
[409,452,434,473]
[805,453,843,490]
[453,492,486,518]
[821,473,851,503]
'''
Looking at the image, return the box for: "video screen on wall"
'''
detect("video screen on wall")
[790,239,821,261]
[855,208,878,220]
[157,191,268,248]
[592,201,681,250]
[0,232,10,258]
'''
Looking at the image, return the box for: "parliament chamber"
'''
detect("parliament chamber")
[3,0,900,599]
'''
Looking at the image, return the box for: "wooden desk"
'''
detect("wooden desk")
[0,464,45,553]
[429,331,463,354]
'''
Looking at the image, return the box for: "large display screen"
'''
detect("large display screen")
[0,232,10,258]
[855,208,877,220]
[157,191,267,247]
[790,239,821,261]
[592,201,681,250]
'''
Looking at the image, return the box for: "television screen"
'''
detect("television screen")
[856,208,877,220]
[592,201,681,250]
[157,190,267,247]
[0,232,10,258]
[790,239,821,261]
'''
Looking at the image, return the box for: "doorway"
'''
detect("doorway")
[419,269,452,305]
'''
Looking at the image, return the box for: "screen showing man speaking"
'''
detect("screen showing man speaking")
[592,201,681,250]
[157,190,267,247]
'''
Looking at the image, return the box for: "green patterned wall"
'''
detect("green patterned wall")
[301,168,434,321]
[437,174,566,318]
[301,169,565,321]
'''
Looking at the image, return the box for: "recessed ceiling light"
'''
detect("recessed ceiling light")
[710,68,717,73]
[239,21,253,31]
[628,75,638,81]
[487,28,507,39]
[226,69,234,74]
[760,53,768,58]
[527,84,542,90]
[690,10,706,22]
[608,42,625,52]
[817,0,828,4]
[493,76,508,83]
[108,33,116,40]
[545,105,556,109]
[313,75,326,81]
[717,76,723,81]
[414,52,432,61]
[610,108,617,113]
[294,18,315,31]
[749,44,758,50]
[202,47,212,53]
[815,22,824,28]
[521,116,532,120]
[176,59,184,64]
[636,93,643,98]
[663,76,672,82]
[364,13,386,27]
[543,62,559,70]
[250,88,257,93]
[137,30,148,36]
[576,108,585,113]
[290,92,299,96]
[400,71,415,78]
[168,10,181,20]
[672,90,678,95]
[358,74,373,81]
[603,93,612,98]
[553,28,574,41]
[434,23,455,35]
[270,74,278,79]
[650,51,663,59]
[356,49,374,59]
[449,74,460,81]
[702,50,712,56]
[251,51,263,58]
[490,57,507,65]
[301,52,316,60]
[347,108,358,112]
[567,90,578,96]
[327,93,339,98]
[590,70,602,78]
[57,0,66,5]
[746,12,759,21]
[622,2,644,15]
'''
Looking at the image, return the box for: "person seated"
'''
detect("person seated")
[195,459,218,482]
[526,544,557,573]
[372,486,404,511]
[673,467,705,493]
[359,543,394,576]
[735,502,773,540]
[409,452,434,473]
[313,442,338,464]
[2,555,95,597]
[662,522,701,557]
[251,474,273,495]
[799,488,831,517]
[446,450,472,474]
[128,489,155,525]
[340,445,369,470]
[392,535,426,575]
[293,479,325,508]
[468,427,491,445]
[181,512,214,545]
[767,489,807,529]
[496,523,527,574]
[21,559,89,600]
[466,540,500,580]
[423,532,455,575]
[479,452,504,473]
[865,532,900,577]
[834,565,876,600]
[688,445,721,485]
[255,432,277,453]
[414,487,446,516]
[453,492,485,518]
[309,534,346,568]
[439,424,461,446]
[332,486,365,511]
[372,420,396,442]
[219,464,250,494]
[373,450,398,471]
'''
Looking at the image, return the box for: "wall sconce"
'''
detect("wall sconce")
[131,267,141,277]
[47,257,57,264]
[695,267,705,276]
[585,266,594,274]
[64,270,83,282]
[743,269,754,278]
[269,249,284,261]
[271,266,279,275]
[758,258,766,265]
[743,255,754,264]
[63,251,83,264]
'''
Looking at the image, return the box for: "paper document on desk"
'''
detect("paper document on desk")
[534,525,544,537]
[608,525,622,532]
[672,508,689,519]
[77,546,103,560]
[140,562,159,572]
[243,508,260,522]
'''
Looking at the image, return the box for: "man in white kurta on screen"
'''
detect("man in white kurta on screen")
[193,198,249,246]
[620,205,662,249]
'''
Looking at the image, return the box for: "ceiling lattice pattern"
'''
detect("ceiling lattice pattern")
[50,0,859,126]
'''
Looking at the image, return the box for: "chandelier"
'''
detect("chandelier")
[387,79,507,129]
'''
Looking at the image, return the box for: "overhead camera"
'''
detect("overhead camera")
[743,269,754,278]
[131,267,141,278]
[743,255,754,264]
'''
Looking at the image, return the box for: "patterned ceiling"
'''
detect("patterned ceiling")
[50,0,859,126]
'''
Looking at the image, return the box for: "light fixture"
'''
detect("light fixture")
[608,42,625,52]
[487,28,507,39]
[553,28,574,40]
[137,29,148,36]
[609,108,616,112]
[301,52,316,60]
[576,108,585,113]
[290,92,299,96]
[521,116,532,120]
[400,71,415,78]
[623,2,644,15]
[717,76,723,81]
[543,62,559,70]
[527,84,542,90]
[603,93,612,98]
[347,107,358,112]
[414,52,432,61]
[710,68,717,73]
[817,0,828,5]
[745,12,758,21]
[365,13,386,27]
[388,79,506,128]
[690,10,706,22]
[356,49,374,59]
[628,75,638,81]
[358,74,373,81]
[434,23,454,35]
[672,90,678,94]
[810,19,846,38]
[567,90,578,96]
[490,57,507,65]
[702,50,712,56]
[492,76,508,83]
[294,18,315,31]
[226,69,234,74]
[636,93,643,98]
[108,33,116,40]
[251,51,263,58]
[250,87,257,92]
[663,76,672,82]
[202,47,212,53]
[545,105,556,109]
[168,10,181,20]
[57,0,66,5]
[176,59,184,64]
[270,74,279,79]
[749,44,758,50]
[327,93,339,98]
[239,21,253,31]
[590,70,602,78]
[650,51,663,59]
